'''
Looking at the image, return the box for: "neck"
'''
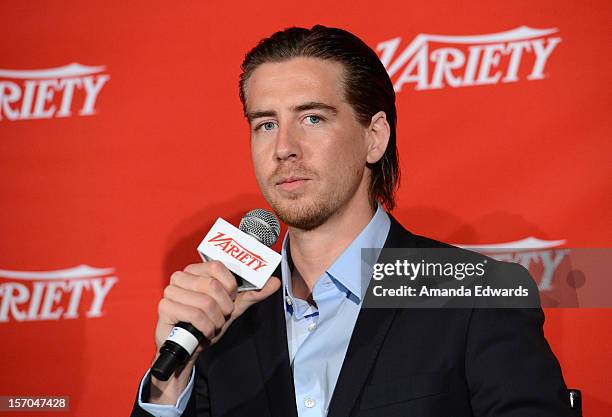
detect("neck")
[288,193,376,300]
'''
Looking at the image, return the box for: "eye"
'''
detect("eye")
[256,121,277,132]
[304,115,322,125]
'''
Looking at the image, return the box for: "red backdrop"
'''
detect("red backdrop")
[1,1,610,416]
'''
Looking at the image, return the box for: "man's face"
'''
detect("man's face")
[245,57,371,230]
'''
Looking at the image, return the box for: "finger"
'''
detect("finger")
[204,277,235,318]
[170,271,235,316]
[157,298,217,340]
[163,285,228,330]
[170,270,207,292]
[184,261,238,296]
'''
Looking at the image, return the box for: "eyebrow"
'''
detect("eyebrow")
[246,101,338,123]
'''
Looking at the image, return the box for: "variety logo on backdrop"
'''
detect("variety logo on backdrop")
[0,63,109,121]
[457,237,569,291]
[377,26,561,92]
[0,265,118,322]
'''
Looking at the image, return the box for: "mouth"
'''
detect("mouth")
[275,176,310,192]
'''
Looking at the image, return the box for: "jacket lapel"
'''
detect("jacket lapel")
[327,215,415,417]
[326,308,397,417]
[251,266,299,417]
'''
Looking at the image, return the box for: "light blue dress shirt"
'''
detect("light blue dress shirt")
[138,205,390,417]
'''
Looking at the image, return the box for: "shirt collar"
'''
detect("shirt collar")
[280,204,390,313]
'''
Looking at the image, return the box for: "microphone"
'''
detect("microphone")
[233,209,282,290]
[151,209,281,381]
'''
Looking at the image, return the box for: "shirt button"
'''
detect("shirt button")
[285,296,292,305]
[304,398,316,408]
[307,322,317,332]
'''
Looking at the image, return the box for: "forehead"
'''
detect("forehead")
[244,57,346,111]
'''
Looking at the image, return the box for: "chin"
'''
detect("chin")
[270,197,336,231]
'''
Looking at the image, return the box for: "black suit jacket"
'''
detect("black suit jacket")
[132,215,573,417]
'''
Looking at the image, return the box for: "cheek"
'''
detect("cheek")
[333,132,367,168]
[317,140,365,184]
[250,146,267,183]
[252,152,281,195]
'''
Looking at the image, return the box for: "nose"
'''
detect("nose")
[274,121,301,161]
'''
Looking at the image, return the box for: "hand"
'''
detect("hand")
[149,261,280,404]
[156,260,280,351]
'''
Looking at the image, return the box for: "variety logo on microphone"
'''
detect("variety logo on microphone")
[0,63,109,121]
[457,237,569,291]
[198,218,282,290]
[207,232,268,272]
[0,265,118,322]
[377,26,561,92]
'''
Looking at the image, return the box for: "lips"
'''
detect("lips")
[276,176,309,185]
[275,176,310,191]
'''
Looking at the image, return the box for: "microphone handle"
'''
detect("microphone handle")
[151,322,204,381]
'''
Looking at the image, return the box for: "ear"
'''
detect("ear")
[365,111,390,164]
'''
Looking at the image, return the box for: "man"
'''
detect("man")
[131,25,572,417]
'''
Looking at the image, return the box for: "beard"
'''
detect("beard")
[258,163,364,231]
[269,190,340,230]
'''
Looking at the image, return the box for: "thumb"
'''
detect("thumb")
[234,276,281,316]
